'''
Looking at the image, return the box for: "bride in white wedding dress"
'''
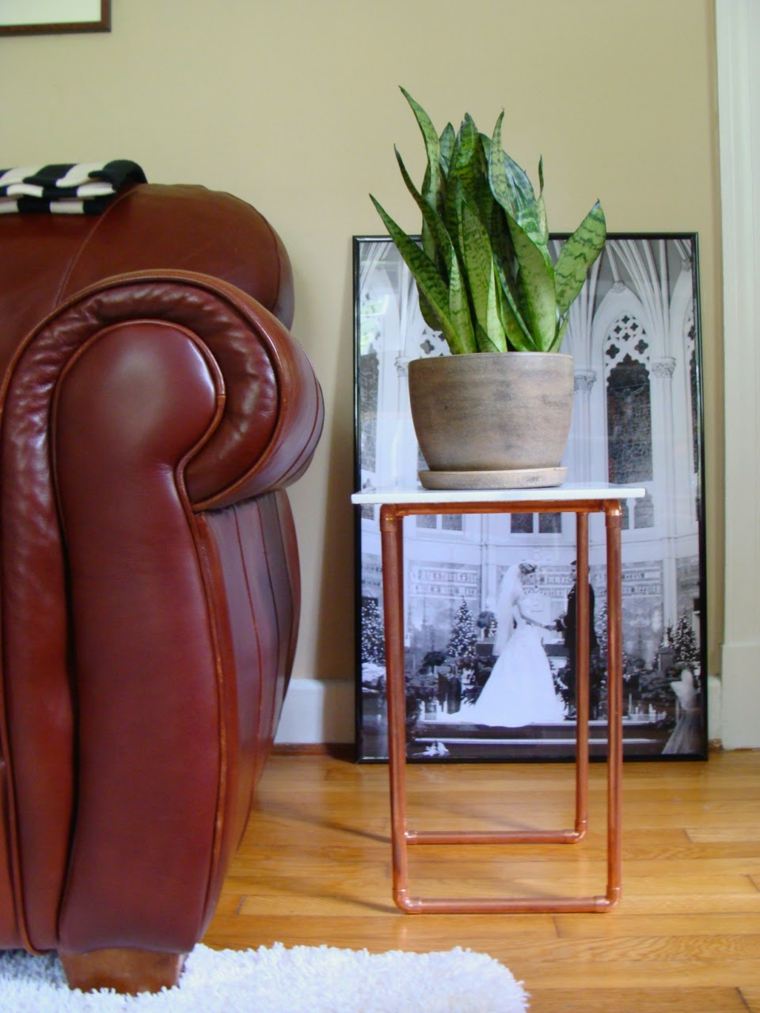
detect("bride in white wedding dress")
[462,564,566,727]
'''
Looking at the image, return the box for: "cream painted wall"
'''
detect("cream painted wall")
[1,0,722,736]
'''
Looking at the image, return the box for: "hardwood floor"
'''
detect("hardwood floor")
[203,750,760,1012]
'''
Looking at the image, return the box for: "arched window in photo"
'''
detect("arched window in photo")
[508,513,562,534]
[605,315,653,486]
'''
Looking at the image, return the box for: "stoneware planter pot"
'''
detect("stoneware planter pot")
[408,352,574,490]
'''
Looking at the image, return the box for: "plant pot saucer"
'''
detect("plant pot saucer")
[418,466,567,491]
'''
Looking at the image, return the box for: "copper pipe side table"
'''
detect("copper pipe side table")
[351,483,645,915]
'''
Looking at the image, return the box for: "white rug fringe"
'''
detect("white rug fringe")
[0,942,529,1012]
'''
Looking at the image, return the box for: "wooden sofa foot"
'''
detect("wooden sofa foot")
[60,947,186,994]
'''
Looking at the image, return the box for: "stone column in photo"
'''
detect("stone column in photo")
[650,355,679,632]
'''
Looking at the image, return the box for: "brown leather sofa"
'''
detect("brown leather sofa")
[0,183,323,992]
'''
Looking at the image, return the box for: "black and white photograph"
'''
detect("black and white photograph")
[0,0,110,34]
[354,234,707,762]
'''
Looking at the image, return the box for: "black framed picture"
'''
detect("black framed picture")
[0,0,110,35]
[354,233,707,762]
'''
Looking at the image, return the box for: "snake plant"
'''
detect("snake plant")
[370,89,606,354]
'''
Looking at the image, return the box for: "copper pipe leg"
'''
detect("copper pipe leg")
[380,505,411,908]
[575,511,590,837]
[605,501,624,904]
[377,501,626,914]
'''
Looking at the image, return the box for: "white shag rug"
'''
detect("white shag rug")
[0,942,529,1012]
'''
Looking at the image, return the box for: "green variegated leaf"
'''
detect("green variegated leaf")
[458,200,507,352]
[554,200,607,316]
[443,123,472,240]
[487,114,515,218]
[440,122,456,175]
[536,194,548,246]
[490,113,536,207]
[493,262,535,350]
[444,175,465,264]
[458,199,492,331]
[488,113,551,267]
[376,89,606,359]
[444,123,492,237]
[552,313,570,352]
[370,196,476,354]
[400,88,442,213]
[508,218,557,350]
[473,133,499,233]
[449,115,479,192]
[418,291,444,332]
[447,252,476,351]
[394,147,451,279]
[483,263,507,352]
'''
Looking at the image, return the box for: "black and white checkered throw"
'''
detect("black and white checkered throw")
[0,160,146,214]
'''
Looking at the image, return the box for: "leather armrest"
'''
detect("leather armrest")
[0,269,322,952]
[33,269,324,510]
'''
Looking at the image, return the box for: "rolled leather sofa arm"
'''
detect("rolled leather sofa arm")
[0,270,322,956]
[51,269,324,508]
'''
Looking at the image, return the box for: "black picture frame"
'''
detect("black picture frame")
[353,233,707,763]
[0,0,110,35]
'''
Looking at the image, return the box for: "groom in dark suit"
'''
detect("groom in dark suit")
[556,560,600,718]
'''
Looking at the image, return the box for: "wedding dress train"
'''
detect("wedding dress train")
[463,602,566,727]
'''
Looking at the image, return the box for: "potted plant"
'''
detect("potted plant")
[371,88,607,489]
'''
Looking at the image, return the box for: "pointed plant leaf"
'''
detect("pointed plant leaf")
[494,263,536,350]
[487,113,515,217]
[444,175,466,264]
[400,88,442,212]
[475,324,503,355]
[418,290,444,332]
[442,123,475,242]
[459,198,494,336]
[439,122,456,175]
[484,263,507,352]
[552,313,570,352]
[488,113,551,267]
[536,194,548,246]
[395,146,450,281]
[447,253,476,351]
[489,111,535,209]
[449,114,480,192]
[508,217,557,350]
[370,196,477,354]
[456,199,508,352]
[554,200,607,316]
[394,146,476,355]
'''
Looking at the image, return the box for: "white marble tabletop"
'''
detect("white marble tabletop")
[351,482,646,506]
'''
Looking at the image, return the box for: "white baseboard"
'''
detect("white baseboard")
[275,677,355,744]
[707,674,721,746]
[274,671,752,751]
[719,641,760,749]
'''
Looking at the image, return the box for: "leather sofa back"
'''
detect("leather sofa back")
[0,183,294,375]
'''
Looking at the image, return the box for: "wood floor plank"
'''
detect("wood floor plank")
[202,750,760,1011]
[555,912,760,938]
[688,827,760,843]
[608,893,760,915]
[527,987,749,1012]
